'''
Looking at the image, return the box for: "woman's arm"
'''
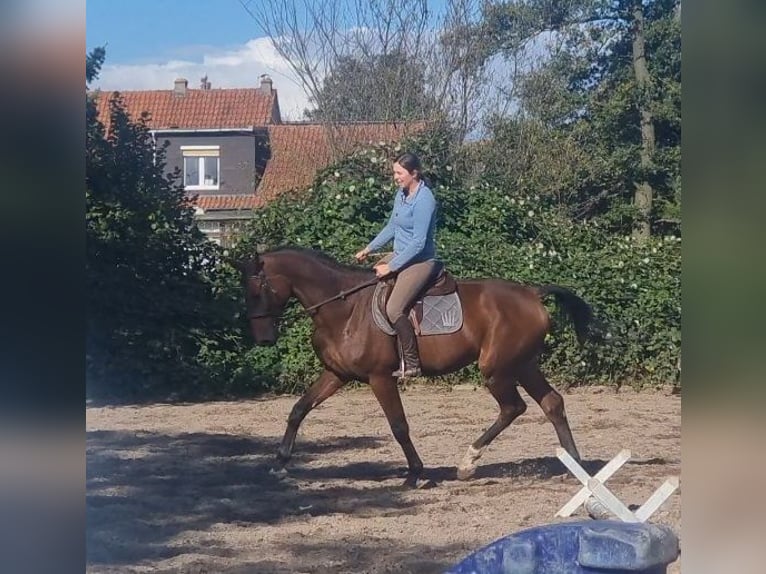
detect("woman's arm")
[366,200,396,252]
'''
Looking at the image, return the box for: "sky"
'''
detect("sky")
[86,0,451,120]
[86,0,315,118]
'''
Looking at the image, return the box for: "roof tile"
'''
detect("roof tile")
[256,122,426,203]
[192,194,259,211]
[94,87,279,130]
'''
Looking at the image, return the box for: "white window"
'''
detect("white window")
[181,145,220,190]
[196,220,221,234]
[195,219,222,243]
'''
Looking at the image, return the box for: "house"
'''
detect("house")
[95,76,423,245]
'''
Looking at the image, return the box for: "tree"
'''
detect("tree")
[238,0,489,141]
[305,52,437,122]
[473,0,681,239]
[86,48,227,400]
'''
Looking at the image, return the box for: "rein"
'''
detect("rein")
[302,276,380,315]
[247,273,381,320]
[248,254,393,320]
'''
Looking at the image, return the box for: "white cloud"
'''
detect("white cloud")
[91,37,313,120]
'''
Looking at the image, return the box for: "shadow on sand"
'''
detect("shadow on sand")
[87,430,671,571]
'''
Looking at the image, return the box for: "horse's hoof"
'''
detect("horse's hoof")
[456,465,476,481]
[402,474,420,489]
[417,479,438,490]
[269,466,288,479]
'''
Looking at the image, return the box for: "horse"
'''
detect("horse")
[238,247,596,487]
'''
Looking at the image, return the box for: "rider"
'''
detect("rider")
[355,152,439,378]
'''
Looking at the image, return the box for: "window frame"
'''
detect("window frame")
[181,145,220,191]
[195,219,223,245]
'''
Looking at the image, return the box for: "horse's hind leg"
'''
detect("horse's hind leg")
[276,369,344,467]
[369,375,424,488]
[457,374,527,480]
[518,362,581,461]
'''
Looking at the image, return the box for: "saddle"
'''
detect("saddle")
[372,262,463,336]
[420,264,458,297]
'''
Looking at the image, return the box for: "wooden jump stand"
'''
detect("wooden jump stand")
[556,448,680,523]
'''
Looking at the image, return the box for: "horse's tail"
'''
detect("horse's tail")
[535,284,597,346]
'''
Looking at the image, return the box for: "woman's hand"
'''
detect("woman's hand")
[354,248,370,262]
[374,263,392,278]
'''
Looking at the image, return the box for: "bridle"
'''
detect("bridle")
[246,269,282,320]
[246,266,380,320]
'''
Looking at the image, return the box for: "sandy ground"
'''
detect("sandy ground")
[86,384,681,573]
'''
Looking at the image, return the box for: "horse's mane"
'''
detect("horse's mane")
[263,246,374,276]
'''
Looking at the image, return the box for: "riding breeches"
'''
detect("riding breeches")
[379,254,438,323]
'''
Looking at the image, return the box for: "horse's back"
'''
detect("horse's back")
[456,277,549,333]
[456,277,539,299]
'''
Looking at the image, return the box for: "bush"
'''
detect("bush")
[86,49,244,402]
[228,131,680,394]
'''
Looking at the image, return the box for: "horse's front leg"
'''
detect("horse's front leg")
[369,374,424,488]
[275,370,344,469]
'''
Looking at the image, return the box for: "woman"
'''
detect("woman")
[355,152,439,378]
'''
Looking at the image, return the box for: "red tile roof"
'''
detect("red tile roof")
[255,122,426,204]
[93,81,426,212]
[94,87,280,130]
[191,194,259,211]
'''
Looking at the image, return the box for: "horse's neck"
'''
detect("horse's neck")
[268,253,371,311]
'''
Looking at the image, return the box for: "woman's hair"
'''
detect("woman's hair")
[395,152,423,180]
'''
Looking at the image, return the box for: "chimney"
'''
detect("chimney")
[200,75,211,90]
[174,77,188,96]
[259,74,273,95]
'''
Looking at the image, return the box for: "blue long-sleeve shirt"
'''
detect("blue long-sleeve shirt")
[366,181,437,272]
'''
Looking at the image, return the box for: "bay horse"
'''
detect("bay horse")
[240,247,595,487]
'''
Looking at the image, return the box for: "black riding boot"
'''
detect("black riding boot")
[392,316,421,378]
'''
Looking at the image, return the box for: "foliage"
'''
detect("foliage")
[472,0,681,236]
[86,49,244,401]
[306,53,439,122]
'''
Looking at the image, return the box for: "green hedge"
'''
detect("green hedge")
[87,115,679,401]
[217,135,680,395]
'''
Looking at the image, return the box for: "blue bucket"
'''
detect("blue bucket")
[445,520,679,574]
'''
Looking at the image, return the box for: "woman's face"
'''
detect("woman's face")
[393,162,416,189]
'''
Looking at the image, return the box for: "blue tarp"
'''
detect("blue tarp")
[445,520,679,574]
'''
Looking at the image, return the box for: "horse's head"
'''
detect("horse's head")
[239,254,290,346]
